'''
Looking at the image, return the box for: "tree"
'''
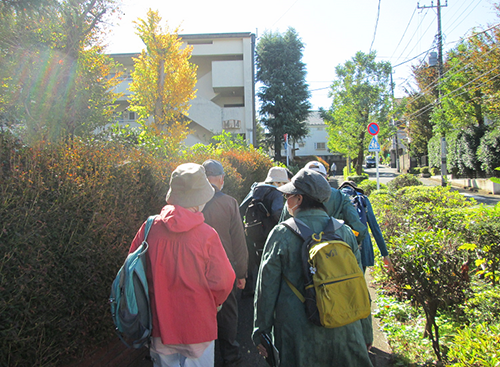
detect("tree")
[324,51,392,174]
[0,0,121,143]
[256,27,311,161]
[129,9,197,146]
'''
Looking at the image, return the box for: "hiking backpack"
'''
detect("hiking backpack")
[109,215,156,348]
[243,197,271,245]
[282,217,371,328]
[342,186,368,226]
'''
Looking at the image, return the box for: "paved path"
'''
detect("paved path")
[221,273,394,367]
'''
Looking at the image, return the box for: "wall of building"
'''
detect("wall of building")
[108,32,255,146]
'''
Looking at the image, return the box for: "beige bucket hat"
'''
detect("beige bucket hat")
[264,167,290,184]
[166,163,215,208]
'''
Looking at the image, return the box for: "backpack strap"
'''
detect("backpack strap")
[139,215,157,256]
[282,217,314,241]
[144,215,156,240]
[283,275,305,303]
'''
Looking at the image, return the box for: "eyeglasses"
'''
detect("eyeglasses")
[283,194,296,199]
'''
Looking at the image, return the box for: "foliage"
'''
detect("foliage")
[491,167,500,184]
[404,92,435,159]
[182,131,274,202]
[0,132,168,366]
[323,51,392,175]
[256,27,311,161]
[459,205,500,285]
[346,174,369,185]
[0,128,276,365]
[477,128,500,175]
[447,323,500,367]
[370,186,473,246]
[357,179,387,196]
[374,293,438,365]
[388,229,471,361]
[386,173,423,191]
[420,166,430,175]
[370,181,500,365]
[129,9,197,146]
[0,0,121,143]
[459,282,500,324]
[430,166,440,176]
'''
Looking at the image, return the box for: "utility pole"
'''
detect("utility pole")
[390,71,399,172]
[418,0,448,187]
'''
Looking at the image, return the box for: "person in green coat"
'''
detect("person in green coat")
[253,168,373,367]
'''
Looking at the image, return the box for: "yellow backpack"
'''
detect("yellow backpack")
[282,217,371,328]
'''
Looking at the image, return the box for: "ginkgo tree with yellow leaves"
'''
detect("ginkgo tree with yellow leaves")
[129,10,197,146]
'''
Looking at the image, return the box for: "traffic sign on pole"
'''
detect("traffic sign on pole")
[367,122,380,136]
[368,136,381,152]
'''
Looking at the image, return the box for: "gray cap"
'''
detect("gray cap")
[278,168,331,203]
[202,159,225,177]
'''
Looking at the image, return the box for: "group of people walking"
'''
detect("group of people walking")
[127,159,393,367]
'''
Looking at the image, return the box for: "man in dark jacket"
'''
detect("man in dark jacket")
[202,159,248,367]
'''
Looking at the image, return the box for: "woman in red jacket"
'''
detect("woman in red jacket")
[129,163,235,367]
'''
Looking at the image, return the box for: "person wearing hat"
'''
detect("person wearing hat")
[201,159,248,367]
[339,181,394,273]
[252,168,373,367]
[239,166,290,297]
[128,163,235,367]
[303,161,368,245]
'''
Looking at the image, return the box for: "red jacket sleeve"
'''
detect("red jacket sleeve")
[205,230,236,306]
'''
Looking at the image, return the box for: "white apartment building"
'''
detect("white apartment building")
[110,32,256,145]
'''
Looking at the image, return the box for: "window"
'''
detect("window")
[298,142,305,148]
[128,111,136,120]
[315,142,326,150]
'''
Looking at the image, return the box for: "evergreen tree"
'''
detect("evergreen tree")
[256,27,311,161]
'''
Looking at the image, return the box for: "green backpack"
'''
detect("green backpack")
[109,215,156,348]
[282,217,371,328]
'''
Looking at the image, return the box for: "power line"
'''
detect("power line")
[369,0,382,53]
[390,7,417,61]
[271,0,301,28]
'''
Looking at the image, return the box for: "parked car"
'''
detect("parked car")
[365,156,376,168]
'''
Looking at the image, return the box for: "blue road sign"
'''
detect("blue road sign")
[368,136,381,152]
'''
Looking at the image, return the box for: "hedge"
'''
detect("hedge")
[0,130,274,366]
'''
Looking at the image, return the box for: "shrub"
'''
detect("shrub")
[0,135,169,366]
[386,173,423,191]
[388,229,471,361]
[346,174,369,185]
[430,166,440,176]
[370,186,473,243]
[459,282,500,324]
[357,179,387,196]
[420,166,430,174]
[447,323,500,366]
[460,205,500,285]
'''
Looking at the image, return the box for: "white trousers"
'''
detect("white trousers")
[150,341,215,367]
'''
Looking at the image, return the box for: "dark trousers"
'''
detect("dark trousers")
[217,283,241,365]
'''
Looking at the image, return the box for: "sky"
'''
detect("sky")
[105,0,499,110]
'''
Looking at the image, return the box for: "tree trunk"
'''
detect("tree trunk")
[423,299,441,361]
[154,59,166,129]
[274,135,282,161]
